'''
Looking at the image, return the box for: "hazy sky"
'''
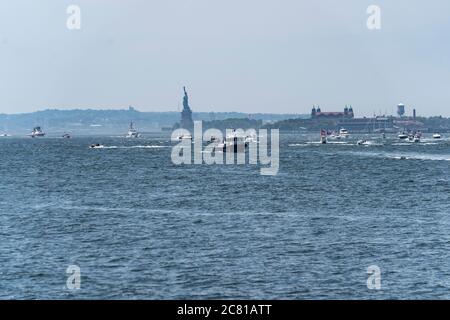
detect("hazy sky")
[1,0,449,116]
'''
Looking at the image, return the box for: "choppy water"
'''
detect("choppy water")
[1,133,450,299]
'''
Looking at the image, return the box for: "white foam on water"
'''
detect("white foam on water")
[302,141,350,146]
[90,145,169,149]
[288,143,309,147]
[347,150,450,162]
[386,153,450,161]
[391,142,414,146]
[356,141,383,147]
[127,145,170,149]
[391,137,449,146]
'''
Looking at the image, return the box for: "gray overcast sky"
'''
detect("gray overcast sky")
[0,0,449,116]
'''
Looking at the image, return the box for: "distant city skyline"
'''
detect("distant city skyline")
[1,0,450,116]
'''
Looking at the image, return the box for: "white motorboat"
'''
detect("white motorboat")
[214,130,249,152]
[433,133,442,139]
[215,140,248,153]
[244,133,258,144]
[398,133,408,140]
[327,129,347,140]
[89,143,104,149]
[339,128,350,138]
[208,136,220,143]
[126,121,140,138]
[177,134,192,141]
[328,131,341,140]
[225,129,253,142]
[30,127,45,138]
[357,139,367,145]
[172,134,193,142]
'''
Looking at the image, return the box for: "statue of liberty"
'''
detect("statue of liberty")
[180,86,194,129]
[183,87,189,110]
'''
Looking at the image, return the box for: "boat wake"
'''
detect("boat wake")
[288,143,310,147]
[386,153,450,161]
[392,141,440,146]
[290,141,380,147]
[90,145,170,149]
[348,151,450,162]
[356,140,383,146]
[302,141,350,145]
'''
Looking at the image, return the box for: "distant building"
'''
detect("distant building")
[397,103,405,117]
[311,105,354,119]
[180,87,194,129]
[303,105,396,132]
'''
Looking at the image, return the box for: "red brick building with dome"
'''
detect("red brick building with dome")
[311,105,354,119]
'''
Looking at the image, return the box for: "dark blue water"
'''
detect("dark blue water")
[1,134,450,299]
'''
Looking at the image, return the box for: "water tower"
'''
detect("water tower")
[397,103,405,117]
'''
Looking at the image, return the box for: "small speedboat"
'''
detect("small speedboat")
[89,143,104,149]
[433,133,442,139]
[172,134,192,141]
[357,139,367,145]
[208,136,220,143]
[30,127,45,138]
[62,133,71,139]
[214,140,248,153]
[398,132,408,140]
[245,134,258,144]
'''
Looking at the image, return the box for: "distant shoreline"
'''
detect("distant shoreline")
[0,107,305,135]
[1,107,450,135]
